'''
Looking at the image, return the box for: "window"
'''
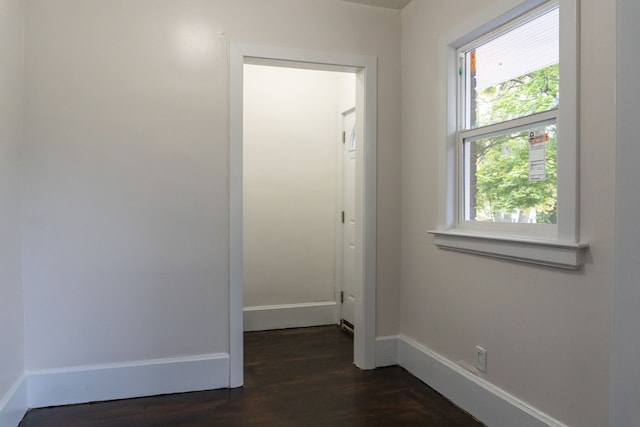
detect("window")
[430,0,588,269]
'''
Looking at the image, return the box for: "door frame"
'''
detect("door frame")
[229,43,377,387]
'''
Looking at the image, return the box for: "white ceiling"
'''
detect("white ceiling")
[340,0,412,10]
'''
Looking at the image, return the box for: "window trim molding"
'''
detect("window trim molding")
[431,0,587,269]
[430,230,588,269]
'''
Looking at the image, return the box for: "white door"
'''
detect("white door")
[340,108,357,329]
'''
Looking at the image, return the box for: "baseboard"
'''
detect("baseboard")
[375,335,399,367]
[397,336,568,427]
[27,353,230,409]
[0,374,28,427]
[243,302,337,332]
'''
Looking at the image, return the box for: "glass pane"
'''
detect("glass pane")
[465,7,559,129]
[464,123,557,224]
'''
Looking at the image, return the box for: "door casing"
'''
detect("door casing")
[229,43,377,387]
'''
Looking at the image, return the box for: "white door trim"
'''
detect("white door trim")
[229,43,377,387]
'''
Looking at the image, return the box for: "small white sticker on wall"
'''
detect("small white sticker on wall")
[528,129,547,181]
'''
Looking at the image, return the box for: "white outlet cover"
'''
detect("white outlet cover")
[476,346,487,372]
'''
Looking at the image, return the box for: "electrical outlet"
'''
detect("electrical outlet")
[475,346,487,373]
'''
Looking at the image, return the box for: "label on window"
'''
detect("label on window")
[529,130,547,181]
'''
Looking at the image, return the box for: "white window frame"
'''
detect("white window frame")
[429,0,588,269]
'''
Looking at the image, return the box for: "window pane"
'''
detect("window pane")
[464,123,557,224]
[465,7,559,129]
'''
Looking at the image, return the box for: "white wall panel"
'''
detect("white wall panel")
[400,0,615,425]
[22,0,401,375]
[612,0,640,425]
[0,0,26,423]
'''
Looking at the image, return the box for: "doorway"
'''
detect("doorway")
[242,64,352,333]
[229,43,377,387]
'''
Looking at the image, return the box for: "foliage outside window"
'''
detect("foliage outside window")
[459,5,559,231]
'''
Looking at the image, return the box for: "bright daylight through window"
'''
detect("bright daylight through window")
[460,6,559,229]
[431,0,587,269]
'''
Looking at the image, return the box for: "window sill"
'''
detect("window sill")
[428,229,589,269]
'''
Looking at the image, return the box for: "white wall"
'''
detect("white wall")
[22,0,401,385]
[243,65,349,308]
[400,1,615,426]
[0,0,26,420]
[612,0,640,425]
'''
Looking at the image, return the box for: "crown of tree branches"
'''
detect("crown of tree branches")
[473,64,558,223]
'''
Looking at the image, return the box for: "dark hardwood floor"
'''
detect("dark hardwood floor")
[20,326,483,426]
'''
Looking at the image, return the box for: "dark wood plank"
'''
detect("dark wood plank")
[20,326,483,426]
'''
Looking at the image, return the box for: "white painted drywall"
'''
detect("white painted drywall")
[0,0,25,405]
[22,0,401,372]
[612,0,640,425]
[243,65,351,308]
[400,1,615,426]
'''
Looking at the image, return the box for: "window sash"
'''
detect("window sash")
[429,0,584,269]
[456,110,559,236]
[455,3,560,235]
[459,109,558,142]
[457,2,559,132]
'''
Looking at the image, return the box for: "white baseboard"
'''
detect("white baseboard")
[375,335,400,367]
[2,333,568,427]
[397,336,568,427]
[243,302,337,332]
[0,374,28,427]
[27,353,230,409]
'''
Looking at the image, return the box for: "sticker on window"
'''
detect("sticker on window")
[529,129,548,181]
